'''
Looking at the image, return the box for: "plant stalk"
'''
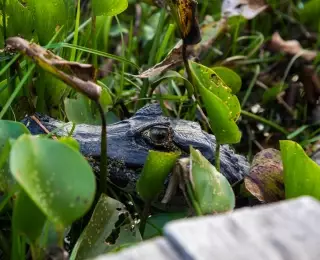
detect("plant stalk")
[241,110,289,135]
[139,201,151,236]
[96,101,108,195]
[215,143,221,172]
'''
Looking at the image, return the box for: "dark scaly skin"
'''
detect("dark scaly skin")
[22,104,249,207]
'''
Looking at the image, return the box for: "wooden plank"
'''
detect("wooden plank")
[94,237,180,260]
[164,196,320,260]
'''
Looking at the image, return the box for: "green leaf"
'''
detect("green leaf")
[92,0,128,17]
[0,120,30,192]
[6,0,35,40]
[262,83,288,104]
[71,194,141,259]
[190,147,235,214]
[299,0,320,30]
[143,212,187,239]
[9,135,96,227]
[136,150,180,201]
[64,93,100,125]
[58,137,80,151]
[211,66,242,94]
[199,85,241,144]
[280,140,320,200]
[29,0,75,44]
[190,61,241,121]
[12,190,46,242]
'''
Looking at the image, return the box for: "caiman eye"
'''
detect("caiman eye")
[142,125,171,145]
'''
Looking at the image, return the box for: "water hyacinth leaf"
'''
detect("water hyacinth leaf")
[211,66,242,94]
[6,0,35,40]
[9,135,96,227]
[137,150,181,201]
[58,137,80,152]
[92,0,128,17]
[190,147,235,214]
[299,0,320,30]
[143,212,187,239]
[190,61,241,121]
[12,190,46,243]
[280,140,320,200]
[262,83,288,104]
[166,0,201,45]
[28,0,75,45]
[245,148,284,203]
[71,194,141,259]
[0,120,30,193]
[197,84,241,144]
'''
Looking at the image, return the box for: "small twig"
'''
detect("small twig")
[30,115,58,140]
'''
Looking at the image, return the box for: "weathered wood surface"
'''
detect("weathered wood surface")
[96,196,320,260]
[93,237,179,260]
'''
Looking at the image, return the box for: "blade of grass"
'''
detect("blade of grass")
[49,43,140,70]
[241,109,289,135]
[0,64,36,119]
[70,0,81,61]
[241,65,260,108]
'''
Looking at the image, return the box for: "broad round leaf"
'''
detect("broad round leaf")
[137,150,180,201]
[71,194,141,259]
[190,147,235,214]
[0,120,30,192]
[13,190,46,242]
[280,140,320,200]
[92,0,128,17]
[211,66,242,94]
[29,0,75,44]
[198,85,241,144]
[6,0,35,40]
[10,135,96,227]
[190,61,241,121]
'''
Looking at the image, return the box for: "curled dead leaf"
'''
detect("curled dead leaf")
[245,148,284,203]
[269,32,318,62]
[137,18,227,78]
[166,0,201,45]
[5,37,101,101]
[222,0,268,19]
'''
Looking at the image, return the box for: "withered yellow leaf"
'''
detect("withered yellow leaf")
[167,0,201,45]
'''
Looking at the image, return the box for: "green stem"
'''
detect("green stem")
[182,41,192,86]
[241,65,260,108]
[96,101,107,195]
[215,143,221,172]
[186,182,202,216]
[91,14,97,68]
[139,201,151,236]
[241,110,289,135]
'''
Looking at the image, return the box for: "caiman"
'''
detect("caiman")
[22,103,249,208]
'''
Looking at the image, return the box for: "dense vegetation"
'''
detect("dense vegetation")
[1,0,320,259]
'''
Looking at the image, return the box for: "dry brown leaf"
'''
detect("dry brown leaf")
[222,0,268,19]
[137,18,227,78]
[245,148,284,203]
[5,37,101,101]
[270,32,318,61]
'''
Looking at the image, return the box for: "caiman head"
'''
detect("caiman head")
[22,104,249,199]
